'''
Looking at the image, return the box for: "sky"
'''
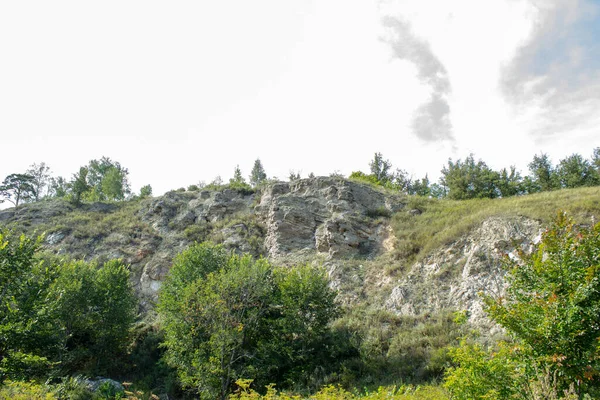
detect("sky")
[1,0,599,200]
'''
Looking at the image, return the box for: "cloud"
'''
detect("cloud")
[381,16,454,143]
[501,0,600,142]
[411,93,452,142]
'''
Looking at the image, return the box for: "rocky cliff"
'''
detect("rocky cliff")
[0,177,545,328]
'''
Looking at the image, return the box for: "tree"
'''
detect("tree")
[69,167,90,204]
[592,147,600,171]
[447,213,600,397]
[48,176,69,198]
[556,153,599,188]
[496,166,524,197]
[0,232,55,380]
[139,184,152,198]
[158,243,338,399]
[288,170,301,181]
[48,259,137,375]
[0,231,137,381]
[369,152,392,183]
[230,165,246,185]
[440,154,499,200]
[0,174,36,207]
[101,167,127,201]
[484,213,600,393]
[408,174,431,196]
[26,162,51,201]
[249,159,267,187]
[87,157,131,201]
[528,153,557,192]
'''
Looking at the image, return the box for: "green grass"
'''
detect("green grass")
[392,187,600,263]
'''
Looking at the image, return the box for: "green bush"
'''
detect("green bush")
[445,213,600,398]
[158,243,339,399]
[0,380,57,400]
[0,230,138,382]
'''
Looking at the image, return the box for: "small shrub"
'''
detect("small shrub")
[365,207,391,219]
[0,380,57,400]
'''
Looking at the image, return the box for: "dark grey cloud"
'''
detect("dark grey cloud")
[501,0,600,141]
[381,17,454,142]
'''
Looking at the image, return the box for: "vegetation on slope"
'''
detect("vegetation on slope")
[392,186,600,264]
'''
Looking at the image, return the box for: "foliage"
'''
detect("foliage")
[69,167,91,205]
[528,153,558,192]
[231,165,247,185]
[48,259,137,376]
[440,154,500,200]
[483,212,600,393]
[101,167,128,201]
[48,176,69,198]
[139,185,152,198]
[158,243,339,399]
[336,309,464,388]
[288,170,301,181]
[0,173,36,207]
[444,341,521,399]
[87,157,131,200]
[26,162,52,201]
[445,213,600,398]
[0,231,137,381]
[555,153,599,189]
[0,232,55,381]
[231,379,449,399]
[250,159,268,187]
[390,186,600,264]
[369,153,392,183]
[0,380,57,400]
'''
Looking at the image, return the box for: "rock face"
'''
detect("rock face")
[256,177,404,263]
[134,178,404,302]
[385,216,542,332]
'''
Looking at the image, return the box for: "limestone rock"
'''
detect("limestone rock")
[385,216,542,331]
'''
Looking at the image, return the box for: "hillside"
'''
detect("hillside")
[2,177,598,321]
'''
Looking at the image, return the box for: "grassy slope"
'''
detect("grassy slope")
[391,186,600,264]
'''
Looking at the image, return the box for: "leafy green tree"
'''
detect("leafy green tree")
[496,166,524,197]
[440,154,499,200]
[369,152,392,183]
[158,243,338,399]
[556,153,599,188]
[139,184,152,198]
[528,153,557,192]
[48,176,69,198]
[592,147,600,171]
[25,162,51,201]
[448,213,600,397]
[69,167,90,204]
[86,157,131,201]
[101,167,127,201]
[48,259,137,375]
[249,159,267,187]
[0,232,56,381]
[429,182,447,198]
[0,174,36,207]
[483,213,600,393]
[408,174,431,196]
[0,231,137,380]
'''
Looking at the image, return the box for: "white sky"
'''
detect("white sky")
[1,0,599,200]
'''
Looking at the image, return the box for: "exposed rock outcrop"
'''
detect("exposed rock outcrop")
[385,216,542,332]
